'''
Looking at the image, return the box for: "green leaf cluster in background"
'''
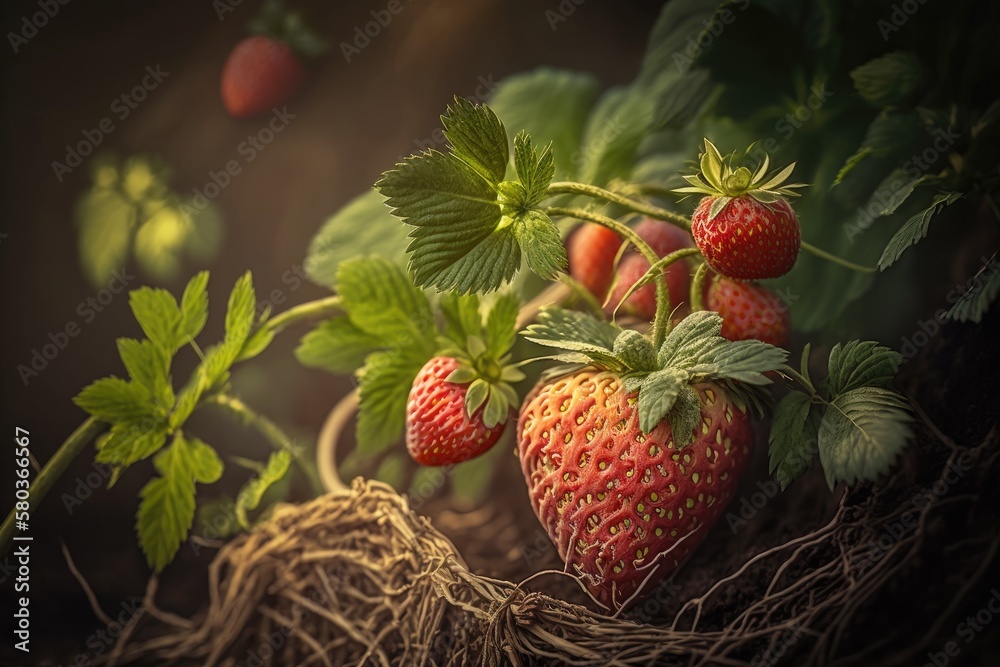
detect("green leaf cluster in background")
[768,342,913,490]
[73,272,291,571]
[76,154,222,288]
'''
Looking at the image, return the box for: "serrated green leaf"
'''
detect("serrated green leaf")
[850,52,923,108]
[637,368,687,433]
[295,317,385,375]
[522,307,624,369]
[441,96,509,185]
[377,151,507,294]
[513,210,566,281]
[179,271,209,345]
[357,349,428,453]
[336,257,435,344]
[224,272,256,347]
[136,473,195,572]
[657,311,787,383]
[825,341,903,396]
[613,329,657,372]
[878,193,962,270]
[74,377,156,422]
[304,189,410,288]
[487,68,599,180]
[129,287,183,354]
[95,420,169,466]
[235,326,275,363]
[485,293,519,358]
[116,338,172,409]
[817,387,913,489]
[948,255,1000,323]
[667,385,702,449]
[513,132,555,205]
[768,391,821,490]
[429,224,522,296]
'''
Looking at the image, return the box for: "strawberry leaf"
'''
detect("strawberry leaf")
[235,450,291,529]
[850,52,924,108]
[613,329,657,373]
[116,338,173,410]
[336,257,435,347]
[817,387,913,489]
[295,317,384,374]
[129,287,183,355]
[824,341,903,396]
[357,348,428,453]
[485,293,520,358]
[947,254,1000,323]
[768,391,821,490]
[512,210,566,281]
[878,192,962,270]
[74,377,157,422]
[440,96,509,186]
[178,271,209,346]
[513,132,555,206]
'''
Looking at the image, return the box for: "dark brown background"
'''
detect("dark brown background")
[0,0,663,661]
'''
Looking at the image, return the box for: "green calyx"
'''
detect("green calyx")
[674,139,807,221]
[522,308,787,446]
[437,292,525,429]
[248,0,328,58]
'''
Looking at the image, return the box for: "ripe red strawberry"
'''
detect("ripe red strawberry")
[707,277,790,347]
[406,356,509,466]
[517,370,753,611]
[678,139,805,280]
[568,224,622,300]
[605,219,695,319]
[692,196,801,280]
[221,36,305,118]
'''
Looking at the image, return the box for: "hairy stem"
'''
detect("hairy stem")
[546,182,692,230]
[546,206,676,348]
[800,241,876,273]
[207,394,324,496]
[690,262,710,312]
[0,418,107,557]
[261,295,343,335]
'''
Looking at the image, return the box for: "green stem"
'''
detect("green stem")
[0,418,107,557]
[780,364,817,396]
[206,394,324,496]
[546,206,675,348]
[546,182,692,230]
[800,241,876,273]
[262,295,342,335]
[690,262,709,312]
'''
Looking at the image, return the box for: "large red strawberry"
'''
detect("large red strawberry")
[222,37,306,118]
[707,277,790,347]
[406,356,509,466]
[605,219,695,319]
[568,223,622,300]
[220,4,327,119]
[678,140,805,280]
[517,370,753,611]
